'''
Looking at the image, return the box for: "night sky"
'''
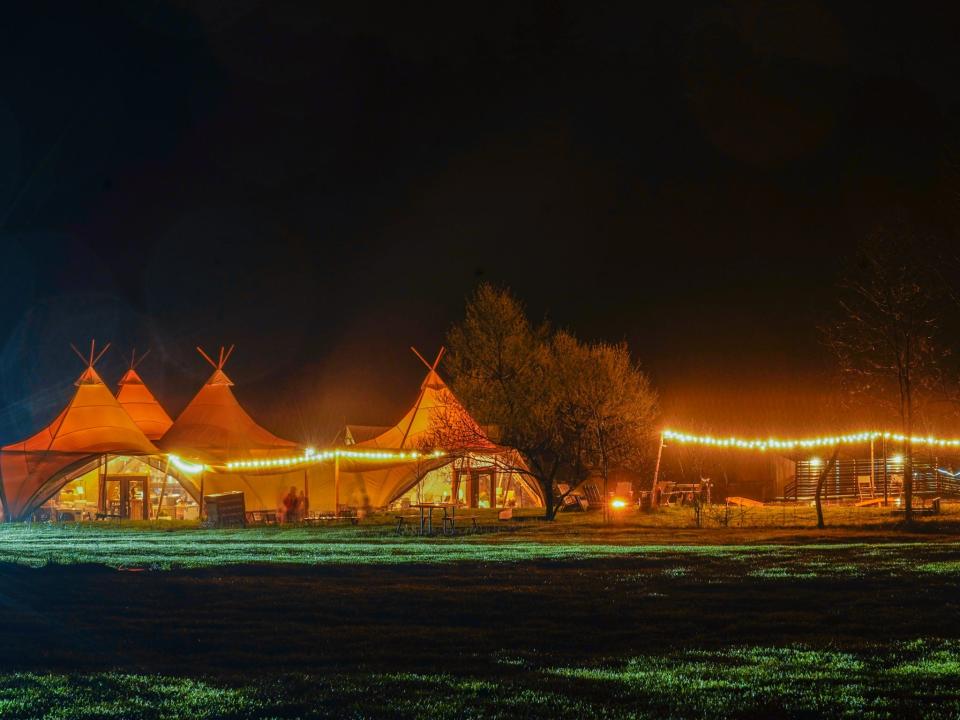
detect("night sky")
[1,2,958,444]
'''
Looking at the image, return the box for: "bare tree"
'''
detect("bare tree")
[824,227,948,523]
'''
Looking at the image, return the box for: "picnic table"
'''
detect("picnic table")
[409,503,456,536]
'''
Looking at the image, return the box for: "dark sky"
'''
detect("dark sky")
[1,2,959,443]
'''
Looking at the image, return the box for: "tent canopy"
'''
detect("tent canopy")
[356,351,496,454]
[116,367,173,440]
[0,358,160,521]
[336,348,538,508]
[159,347,296,465]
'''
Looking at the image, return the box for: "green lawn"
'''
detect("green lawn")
[5,641,960,719]
[1,506,959,569]
[3,512,960,718]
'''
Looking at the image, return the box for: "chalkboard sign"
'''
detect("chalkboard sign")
[204,491,246,528]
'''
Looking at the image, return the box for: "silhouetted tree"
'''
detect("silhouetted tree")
[554,333,658,520]
[440,284,658,520]
[824,227,948,523]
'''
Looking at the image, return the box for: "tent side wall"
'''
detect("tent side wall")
[200,469,309,513]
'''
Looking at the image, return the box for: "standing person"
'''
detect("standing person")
[298,489,308,521]
[282,486,298,523]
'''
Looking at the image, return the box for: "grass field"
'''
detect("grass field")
[2,509,960,718]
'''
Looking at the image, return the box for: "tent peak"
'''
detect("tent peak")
[75,365,106,386]
[68,340,110,386]
[197,345,236,386]
[118,367,144,386]
[197,345,235,370]
[125,347,151,371]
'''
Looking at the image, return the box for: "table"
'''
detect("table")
[409,503,456,536]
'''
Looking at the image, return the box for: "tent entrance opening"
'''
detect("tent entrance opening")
[455,468,495,508]
[101,475,149,519]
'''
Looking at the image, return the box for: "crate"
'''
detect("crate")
[203,491,246,527]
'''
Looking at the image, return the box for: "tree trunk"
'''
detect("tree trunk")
[814,447,841,529]
[541,480,556,520]
[903,395,913,524]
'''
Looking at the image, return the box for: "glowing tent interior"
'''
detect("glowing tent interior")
[0,343,185,521]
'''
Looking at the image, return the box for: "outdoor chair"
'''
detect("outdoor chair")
[582,484,602,504]
[394,514,420,535]
[887,474,904,500]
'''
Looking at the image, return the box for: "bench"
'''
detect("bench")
[395,515,420,535]
[95,512,121,520]
[306,515,359,526]
[919,497,942,516]
[445,515,480,534]
[892,497,942,517]
[245,511,279,525]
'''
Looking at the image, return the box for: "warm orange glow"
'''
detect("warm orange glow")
[610,498,627,509]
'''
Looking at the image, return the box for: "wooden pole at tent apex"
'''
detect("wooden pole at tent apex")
[649,431,665,509]
[398,347,445,449]
[70,339,111,369]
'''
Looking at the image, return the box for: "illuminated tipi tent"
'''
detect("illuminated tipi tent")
[325,348,543,510]
[159,346,303,511]
[0,342,161,521]
[115,350,173,441]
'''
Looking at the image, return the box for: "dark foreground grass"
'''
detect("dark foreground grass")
[4,641,960,719]
[2,523,960,718]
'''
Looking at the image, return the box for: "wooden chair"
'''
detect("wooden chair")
[887,474,904,500]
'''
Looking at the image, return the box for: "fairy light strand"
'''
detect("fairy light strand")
[662,429,960,452]
[224,447,445,471]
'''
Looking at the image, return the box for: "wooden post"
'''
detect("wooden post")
[870,437,875,493]
[815,446,841,529]
[97,454,107,514]
[882,436,889,506]
[199,472,205,519]
[303,469,309,519]
[334,453,340,518]
[155,457,171,520]
[649,432,664,508]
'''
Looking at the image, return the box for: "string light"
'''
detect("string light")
[224,447,446,471]
[662,429,960,452]
[169,455,205,474]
